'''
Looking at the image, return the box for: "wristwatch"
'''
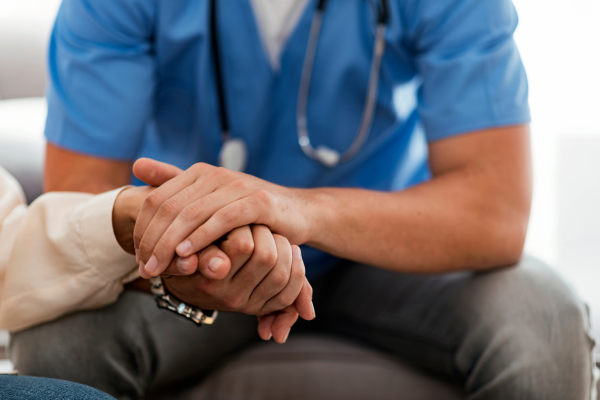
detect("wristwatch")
[149,276,218,325]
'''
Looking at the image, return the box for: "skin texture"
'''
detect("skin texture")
[46,124,532,339]
[132,125,531,277]
[107,158,314,343]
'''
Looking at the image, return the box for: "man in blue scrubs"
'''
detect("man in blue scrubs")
[10,0,596,399]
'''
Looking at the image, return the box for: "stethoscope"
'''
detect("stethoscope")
[211,0,390,171]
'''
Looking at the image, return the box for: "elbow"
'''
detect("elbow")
[483,212,529,268]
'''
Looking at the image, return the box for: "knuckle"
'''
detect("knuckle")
[273,234,290,249]
[291,266,306,282]
[144,190,162,209]
[278,293,295,309]
[181,201,205,221]
[255,248,278,268]
[217,205,241,224]
[191,162,208,173]
[138,242,153,257]
[270,270,290,289]
[157,198,179,219]
[231,237,254,256]
[232,178,250,191]
[254,189,275,206]
[209,166,229,179]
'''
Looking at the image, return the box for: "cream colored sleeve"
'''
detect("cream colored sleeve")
[0,167,139,332]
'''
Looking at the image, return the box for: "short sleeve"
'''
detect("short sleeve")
[403,0,530,141]
[45,0,157,160]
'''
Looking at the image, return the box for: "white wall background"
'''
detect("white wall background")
[513,0,600,336]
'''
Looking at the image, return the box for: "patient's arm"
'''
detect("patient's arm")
[0,175,137,331]
[0,160,177,332]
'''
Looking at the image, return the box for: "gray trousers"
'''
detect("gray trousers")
[9,256,598,400]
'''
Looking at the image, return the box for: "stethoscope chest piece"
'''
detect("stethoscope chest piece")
[219,138,248,172]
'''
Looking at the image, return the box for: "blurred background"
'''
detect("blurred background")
[0,0,599,371]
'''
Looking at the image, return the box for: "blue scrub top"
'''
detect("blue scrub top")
[45,0,530,275]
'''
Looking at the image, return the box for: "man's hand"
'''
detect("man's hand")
[112,159,186,254]
[160,225,315,343]
[132,162,315,277]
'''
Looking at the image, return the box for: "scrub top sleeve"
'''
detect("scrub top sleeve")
[404,0,531,142]
[45,0,157,160]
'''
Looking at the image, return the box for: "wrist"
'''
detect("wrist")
[292,188,334,245]
[113,186,151,254]
[112,187,137,254]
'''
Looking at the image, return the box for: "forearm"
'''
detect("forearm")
[301,177,526,273]
[44,143,132,194]
[301,127,532,273]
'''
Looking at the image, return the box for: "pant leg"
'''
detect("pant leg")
[0,375,116,400]
[9,290,258,400]
[308,255,598,400]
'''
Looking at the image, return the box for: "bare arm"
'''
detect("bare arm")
[304,125,532,273]
[135,125,532,275]
[44,143,132,194]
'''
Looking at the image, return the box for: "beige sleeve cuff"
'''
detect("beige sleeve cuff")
[79,187,137,282]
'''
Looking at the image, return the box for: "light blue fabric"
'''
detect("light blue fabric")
[45,0,530,275]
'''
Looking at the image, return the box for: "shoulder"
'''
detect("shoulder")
[397,0,518,46]
[58,0,158,39]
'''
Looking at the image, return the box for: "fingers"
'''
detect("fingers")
[137,179,251,277]
[271,306,298,344]
[196,244,232,280]
[136,180,221,276]
[177,195,270,258]
[248,238,294,314]
[257,245,310,317]
[257,314,277,341]
[218,226,255,277]
[161,254,199,277]
[133,163,213,254]
[132,158,184,187]
[231,225,278,292]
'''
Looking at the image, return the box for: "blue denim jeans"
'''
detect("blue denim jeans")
[9,256,598,400]
[0,376,115,399]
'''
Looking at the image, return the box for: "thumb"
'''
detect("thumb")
[133,158,183,186]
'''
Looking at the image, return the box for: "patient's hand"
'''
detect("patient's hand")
[114,159,315,342]
[157,224,315,343]
[113,186,155,254]
[113,159,184,254]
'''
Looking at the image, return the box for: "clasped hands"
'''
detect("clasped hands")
[125,159,316,343]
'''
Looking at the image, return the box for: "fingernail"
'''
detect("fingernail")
[267,333,272,341]
[135,249,139,264]
[292,246,302,260]
[139,261,146,274]
[177,257,190,274]
[283,329,291,343]
[177,240,192,255]
[145,255,158,275]
[208,257,223,273]
[311,301,316,318]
